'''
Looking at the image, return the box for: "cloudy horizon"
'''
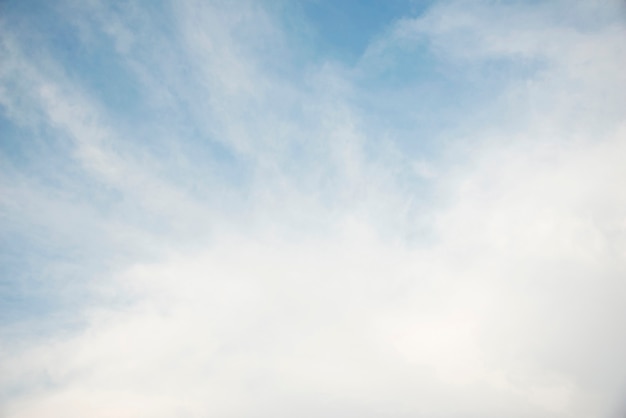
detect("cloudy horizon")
[1,0,626,417]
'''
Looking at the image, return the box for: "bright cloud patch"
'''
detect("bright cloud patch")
[1,1,625,417]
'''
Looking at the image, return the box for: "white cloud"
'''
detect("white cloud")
[1,0,625,417]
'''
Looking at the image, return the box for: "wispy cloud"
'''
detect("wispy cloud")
[1,0,625,417]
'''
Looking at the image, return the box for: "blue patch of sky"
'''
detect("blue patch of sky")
[287,0,435,65]
[0,119,126,223]
[0,225,105,334]
[2,2,136,120]
[279,0,552,162]
[275,0,526,163]
[353,36,550,158]
[0,113,33,167]
[4,0,251,193]
[84,2,254,193]
[1,123,107,328]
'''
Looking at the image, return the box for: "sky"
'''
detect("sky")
[1,0,626,417]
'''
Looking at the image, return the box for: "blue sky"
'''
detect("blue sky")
[1,0,626,417]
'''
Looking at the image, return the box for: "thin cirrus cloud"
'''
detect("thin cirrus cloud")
[0,0,625,417]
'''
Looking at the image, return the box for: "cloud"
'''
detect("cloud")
[1,0,625,417]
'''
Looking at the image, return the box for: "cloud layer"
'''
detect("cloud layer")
[1,0,625,417]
